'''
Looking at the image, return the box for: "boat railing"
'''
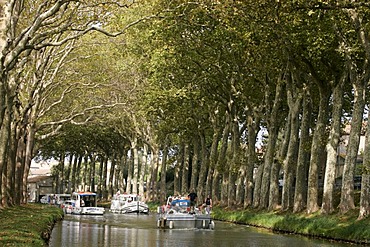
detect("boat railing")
[159,197,192,215]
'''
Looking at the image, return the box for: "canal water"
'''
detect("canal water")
[49,212,360,247]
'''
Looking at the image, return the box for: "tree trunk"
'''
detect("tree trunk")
[358,113,370,219]
[65,154,73,194]
[59,153,65,192]
[339,80,365,213]
[282,73,302,210]
[76,155,83,191]
[0,104,11,207]
[221,173,229,206]
[101,157,108,199]
[15,125,27,205]
[236,164,245,206]
[97,157,104,197]
[102,157,109,199]
[145,151,152,201]
[126,152,133,194]
[0,1,10,127]
[207,126,221,202]
[71,155,78,192]
[321,77,344,214]
[90,154,96,192]
[190,137,199,192]
[244,114,260,207]
[211,169,220,204]
[346,3,370,219]
[228,117,240,207]
[181,144,189,194]
[149,145,159,202]
[160,140,169,203]
[132,137,139,194]
[293,89,312,213]
[83,155,89,191]
[281,105,300,210]
[173,142,184,197]
[108,153,116,199]
[259,81,284,209]
[307,86,330,214]
[269,108,291,210]
[197,132,209,204]
[218,121,230,206]
[139,144,148,197]
[252,162,263,208]
[6,120,17,206]
[118,151,127,193]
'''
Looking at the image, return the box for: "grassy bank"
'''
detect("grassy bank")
[212,207,370,245]
[0,204,63,247]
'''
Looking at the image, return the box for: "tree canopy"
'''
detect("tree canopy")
[1,0,370,219]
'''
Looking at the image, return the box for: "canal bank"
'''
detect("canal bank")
[212,207,370,245]
[0,204,63,246]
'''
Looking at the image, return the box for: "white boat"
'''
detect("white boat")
[55,194,71,207]
[110,193,149,214]
[61,200,73,214]
[71,192,105,215]
[157,196,215,229]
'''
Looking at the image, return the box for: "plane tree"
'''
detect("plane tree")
[336,3,370,216]
[142,0,369,214]
[136,0,277,207]
[0,0,141,207]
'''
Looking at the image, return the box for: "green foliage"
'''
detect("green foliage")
[20,0,370,217]
[37,123,127,159]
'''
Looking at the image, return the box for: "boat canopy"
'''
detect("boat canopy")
[171,199,190,207]
[74,192,97,196]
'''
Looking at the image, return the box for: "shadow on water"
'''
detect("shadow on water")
[49,212,362,247]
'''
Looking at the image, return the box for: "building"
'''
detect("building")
[27,160,57,202]
[27,175,54,202]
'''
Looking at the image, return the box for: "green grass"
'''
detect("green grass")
[212,207,370,244]
[0,204,63,247]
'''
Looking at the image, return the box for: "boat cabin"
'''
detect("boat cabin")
[71,192,98,207]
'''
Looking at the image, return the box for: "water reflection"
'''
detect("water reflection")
[49,213,360,247]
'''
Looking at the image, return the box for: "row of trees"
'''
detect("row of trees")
[95,0,370,218]
[2,0,370,221]
[0,0,144,207]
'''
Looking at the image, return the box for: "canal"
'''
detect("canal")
[49,213,360,247]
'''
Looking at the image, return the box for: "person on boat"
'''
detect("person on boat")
[205,195,212,214]
[80,199,85,207]
[188,189,197,213]
[160,197,172,213]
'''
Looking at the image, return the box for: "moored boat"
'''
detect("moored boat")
[71,191,105,215]
[61,200,73,214]
[157,196,215,229]
[110,193,149,214]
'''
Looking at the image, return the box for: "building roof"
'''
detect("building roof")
[28,159,58,178]
[28,175,54,183]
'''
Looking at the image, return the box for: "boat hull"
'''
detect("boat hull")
[110,195,149,214]
[157,213,214,229]
[72,206,105,215]
[157,196,215,230]
[111,205,149,214]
